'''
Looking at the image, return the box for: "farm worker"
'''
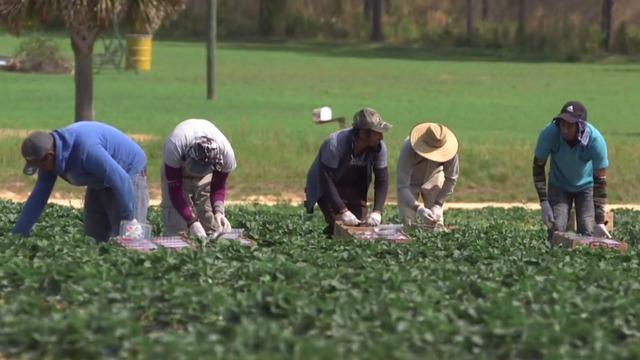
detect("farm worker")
[397,123,459,226]
[13,122,149,243]
[161,119,236,239]
[533,101,610,239]
[305,107,391,237]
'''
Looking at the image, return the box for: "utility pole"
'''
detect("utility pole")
[207,0,217,100]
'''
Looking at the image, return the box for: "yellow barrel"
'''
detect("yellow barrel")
[126,34,153,71]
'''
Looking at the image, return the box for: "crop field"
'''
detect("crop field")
[1,200,640,358]
[1,33,640,202]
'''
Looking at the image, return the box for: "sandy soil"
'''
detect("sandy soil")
[2,189,639,210]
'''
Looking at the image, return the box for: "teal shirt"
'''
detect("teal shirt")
[534,122,608,192]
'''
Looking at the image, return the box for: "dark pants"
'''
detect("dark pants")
[547,184,595,241]
[317,186,368,237]
[84,173,149,243]
[84,187,121,243]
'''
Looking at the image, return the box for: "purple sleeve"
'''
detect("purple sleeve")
[210,171,229,214]
[165,164,196,224]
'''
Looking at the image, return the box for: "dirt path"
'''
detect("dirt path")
[2,190,639,210]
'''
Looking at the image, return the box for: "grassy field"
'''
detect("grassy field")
[1,33,640,202]
[1,201,640,358]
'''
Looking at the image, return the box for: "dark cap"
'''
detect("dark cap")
[554,101,587,124]
[352,107,391,133]
[21,131,54,176]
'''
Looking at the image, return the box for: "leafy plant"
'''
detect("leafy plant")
[0,200,639,358]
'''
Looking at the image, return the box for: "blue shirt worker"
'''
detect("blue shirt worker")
[13,122,149,243]
[305,108,391,237]
[533,101,610,240]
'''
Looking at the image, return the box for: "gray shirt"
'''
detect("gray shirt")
[396,138,459,208]
[305,128,388,211]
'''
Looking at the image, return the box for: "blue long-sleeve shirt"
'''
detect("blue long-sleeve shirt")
[13,122,147,236]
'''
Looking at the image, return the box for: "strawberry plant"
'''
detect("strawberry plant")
[1,200,639,359]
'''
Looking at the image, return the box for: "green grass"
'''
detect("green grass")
[1,32,640,202]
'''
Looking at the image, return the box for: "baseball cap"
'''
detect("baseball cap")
[554,101,587,123]
[21,131,54,176]
[352,107,392,133]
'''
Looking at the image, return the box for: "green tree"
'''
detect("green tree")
[0,0,187,122]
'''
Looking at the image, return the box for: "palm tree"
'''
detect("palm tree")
[0,0,187,122]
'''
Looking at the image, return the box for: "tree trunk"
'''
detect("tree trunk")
[466,0,475,39]
[601,0,615,51]
[363,0,371,20]
[371,0,383,41]
[71,30,97,121]
[481,0,489,21]
[517,0,527,39]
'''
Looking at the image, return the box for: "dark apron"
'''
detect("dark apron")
[317,162,369,237]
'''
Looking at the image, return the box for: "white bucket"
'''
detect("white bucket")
[312,106,332,122]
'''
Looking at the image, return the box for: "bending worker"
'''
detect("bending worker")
[397,122,459,226]
[13,121,149,243]
[161,119,236,239]
[533,101,611,239]
[305,107,391,237]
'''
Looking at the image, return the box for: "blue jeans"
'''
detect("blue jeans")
[547,184,595,241]
[84,172,149,243]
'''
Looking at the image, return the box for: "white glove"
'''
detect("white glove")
[593,223,612,239]
[365,211,382,226]
[416,206,433,222]
[338,210,361,226]
[214,212,232,233]
[428,205,443,222]
[540,201,555,229]
[189,221,207,239]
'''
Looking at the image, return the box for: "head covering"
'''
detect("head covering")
[553,100,590,146]
[21,131,54,176]
[352,107,391,133]
[185,135,224,175]
[409,123,458,162]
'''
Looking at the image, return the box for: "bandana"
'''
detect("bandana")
[186,136,224,173]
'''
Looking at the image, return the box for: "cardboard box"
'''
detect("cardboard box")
[568,210,614,232]
[334,222,412,244]
[551,231,628,253]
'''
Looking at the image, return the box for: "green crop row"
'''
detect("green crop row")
[1,200,639,359]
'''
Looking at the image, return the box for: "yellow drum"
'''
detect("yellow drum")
[126,34,152,71]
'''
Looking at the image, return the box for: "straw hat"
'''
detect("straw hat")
[409,123,458,162]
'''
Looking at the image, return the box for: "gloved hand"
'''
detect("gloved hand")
[593,223,612,239]
[338,210,361,226]
[365,211,382,226]
[428,205,443,222]
[540,201,555,229]
[189,221,207,239]
[214,212,232,233]
[416,206,433,222]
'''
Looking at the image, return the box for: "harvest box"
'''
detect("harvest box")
[334,222,412,244]
[115,236,193,252]
[551,231,628,252]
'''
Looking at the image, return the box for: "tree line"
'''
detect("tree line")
[164,0,640,55]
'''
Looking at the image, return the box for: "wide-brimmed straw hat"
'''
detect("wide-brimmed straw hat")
[409,123,458,162]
